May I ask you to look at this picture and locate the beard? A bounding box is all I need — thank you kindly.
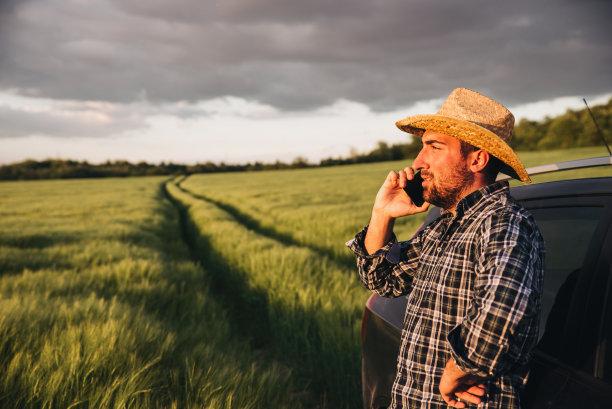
[422,162,474,210]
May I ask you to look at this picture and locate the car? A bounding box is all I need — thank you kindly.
[360,155,612,409]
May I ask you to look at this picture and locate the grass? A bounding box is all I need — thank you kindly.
[165,180,367,408]
[0,146,610,408]
[0,177,298,408]
[179,146,612,262]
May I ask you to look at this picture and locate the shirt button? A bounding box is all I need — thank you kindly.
[437,247,441,252]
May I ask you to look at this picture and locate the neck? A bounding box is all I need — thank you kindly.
[444,178,489,216]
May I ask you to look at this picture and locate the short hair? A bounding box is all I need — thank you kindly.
[459,140,503,184]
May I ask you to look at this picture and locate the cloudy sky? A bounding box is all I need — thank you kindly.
[1,0,611,165]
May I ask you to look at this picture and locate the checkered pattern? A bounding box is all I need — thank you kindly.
[347,182,545,408]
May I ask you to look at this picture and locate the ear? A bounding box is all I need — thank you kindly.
[467,150,489,173]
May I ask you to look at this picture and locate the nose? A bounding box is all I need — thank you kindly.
[412,148,426,171]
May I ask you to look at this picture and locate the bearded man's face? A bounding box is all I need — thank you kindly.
[413,131,475,211]
[421,161,474,210]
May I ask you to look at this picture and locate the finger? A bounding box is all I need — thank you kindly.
[385,170,399,187]
[441,392,466,409]
[398,169,407,188]
[404,166,415,180]
[448,398,466,409]
[466,384,486,396]
[455,391,483,405]
[416,202,430,211]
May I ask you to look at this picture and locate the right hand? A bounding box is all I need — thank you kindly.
[372,167,430,220]
[364,167,430,255]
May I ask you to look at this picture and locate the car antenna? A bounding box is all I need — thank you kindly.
[583,98,612,156]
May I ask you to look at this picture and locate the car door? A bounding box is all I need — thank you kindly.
[519,189,612,409]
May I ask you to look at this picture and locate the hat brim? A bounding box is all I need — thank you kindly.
[396,114,531,183]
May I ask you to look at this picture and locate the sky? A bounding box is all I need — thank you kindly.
[1,0,611,165]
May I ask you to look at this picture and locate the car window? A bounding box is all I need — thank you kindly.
[528,206,604,359]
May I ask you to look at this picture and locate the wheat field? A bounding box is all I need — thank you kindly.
[0,145,610,408]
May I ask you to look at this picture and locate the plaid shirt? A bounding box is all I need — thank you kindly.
[348,182,545,408]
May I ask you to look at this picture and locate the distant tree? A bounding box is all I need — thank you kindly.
[512,118,545,150]
[291,156,310,168]
[539,114,583,149]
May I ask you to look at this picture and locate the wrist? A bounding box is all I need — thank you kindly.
[443,357,468,384]
[364,211,396,255]
[369,210,395,234]
[371,206,395,223]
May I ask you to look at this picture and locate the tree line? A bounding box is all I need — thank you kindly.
[0,159,313,181]
[512,98,611,150]
[1,97,610,181]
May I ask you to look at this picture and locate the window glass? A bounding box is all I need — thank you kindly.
[528,206,603,358]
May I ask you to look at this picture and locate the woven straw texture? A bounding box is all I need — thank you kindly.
[396,88,530,183]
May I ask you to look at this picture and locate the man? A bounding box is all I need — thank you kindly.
[347,88,545,408]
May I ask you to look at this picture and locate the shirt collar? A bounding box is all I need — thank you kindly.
[441,181,510,219]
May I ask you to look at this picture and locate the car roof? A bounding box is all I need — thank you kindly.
[510,177,612,201]
[508,156,612,200]
[500,156,612,182]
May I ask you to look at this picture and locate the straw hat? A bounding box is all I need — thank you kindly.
[395,88,530,183]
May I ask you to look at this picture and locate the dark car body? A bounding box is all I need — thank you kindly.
[361,157,612,409]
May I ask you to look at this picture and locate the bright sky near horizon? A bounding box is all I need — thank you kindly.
[1,0,611,165]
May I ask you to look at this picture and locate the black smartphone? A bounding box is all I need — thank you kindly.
[403,171,425,206]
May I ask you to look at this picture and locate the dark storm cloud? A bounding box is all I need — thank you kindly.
[1,0,611,111]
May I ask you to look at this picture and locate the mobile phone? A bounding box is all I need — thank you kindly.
[403,171,425,206]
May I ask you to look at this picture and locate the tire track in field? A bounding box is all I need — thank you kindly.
[164,178,363,408]
[174,179,356,272]
[160,180,316,407]
[162,178,278,352]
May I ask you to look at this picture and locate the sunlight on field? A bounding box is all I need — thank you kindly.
[0,177,297,408]
[166,180,369,408]
[182,161,429,254]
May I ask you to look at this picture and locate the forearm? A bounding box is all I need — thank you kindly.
[364,210,395,255]
[447,213,544,377]
[347,226,418,298]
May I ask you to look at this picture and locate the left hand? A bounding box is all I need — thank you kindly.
[439,358,487,408]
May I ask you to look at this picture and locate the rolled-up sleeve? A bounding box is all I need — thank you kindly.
[447,211,544,378]
[346,225,422,298]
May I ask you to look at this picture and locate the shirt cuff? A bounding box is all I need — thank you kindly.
[345,225,400,264]
[446,325,493,378]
